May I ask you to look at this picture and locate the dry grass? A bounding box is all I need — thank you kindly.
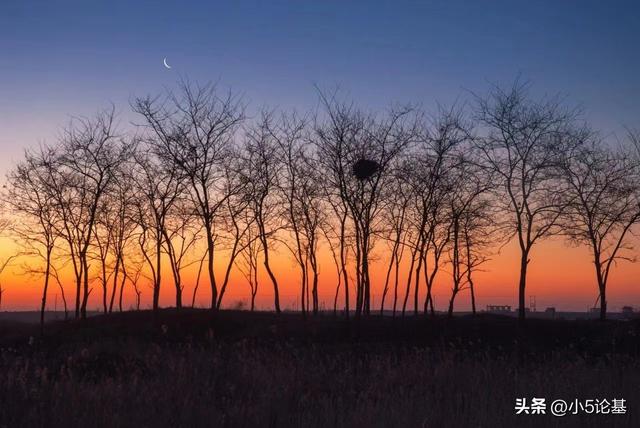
[0,310,637,427]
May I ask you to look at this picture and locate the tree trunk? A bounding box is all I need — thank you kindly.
[599,287,607,321]
[310,247,319,315]
[101,257,108,314]
[261,234,281,313]
[153,239,162,312]
[81,255,90,319]
[592,251,607,321]
[118,260,127,312]
[339,215,349,319]
[362,237,371,316]
[74,272,81,319]
[402,250,417,317]
[175,281,182,310]
[447,292,457,318]
[424,251,438,316]
[465,233,476,316]
[40,249,52,334]
[518,252,529,321]
[380,241,398,315]
[206,225,218,311]
[413,248,424,316]
[449,217,460,318]
[354,223,363,318]
[469,276,477,316]
[300,256,307,315]
[109,255,121,313]
[392,247,402,317]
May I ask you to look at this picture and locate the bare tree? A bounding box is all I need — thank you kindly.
[49,264,69,318]
[4,145,60,329]
[273,112,310,315]
[474,81,577,320]
[106,164,138,312]
[51,108,130,319]
[272,112,325,314]
[298,154,325,314]
[314,116,359,319]
[242,113,283,313]
[124,256,145,311]
[131,148,183,311]
[558,132,640,320]
[460,196,496,315]
[314,92,417,317]
[215,163,252,309]
[401,108,462,317]
[379,166,412,316]
[162,199,202,310]
[0,219,16,313]
[320,220,345,316]
[236,212,262,311]
[134,81,245,311]
[190,249,208,308]
[445,151,492,317]
[0,254,17,313]
[94,199,114,314]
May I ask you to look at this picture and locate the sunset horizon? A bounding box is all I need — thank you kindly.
[1,2,639,427]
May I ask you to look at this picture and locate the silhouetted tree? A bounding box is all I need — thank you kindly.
[132,148,183,311]
[106,164,138,313]
[0,219,16,313]
[272,112,325,314]
[216,163,253,309]
[558,131,640,320]
[460,194,497,316]
[243,113,283,313]
[474,81,577,321]
[163,199,202,310]
[54,108,130,319]
[6,77,639,320]
[134,81,245,311]
[236,212,262,311]
[401,108,462,316]
[5,145,62,329]
[445,150,492,317]
[314,92,417,317]
[93,201,113,314]
[379,164,412,316]
[49,264,69,318]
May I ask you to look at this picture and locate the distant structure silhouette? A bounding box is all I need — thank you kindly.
[352,158,381,180]
[486,305,511,314]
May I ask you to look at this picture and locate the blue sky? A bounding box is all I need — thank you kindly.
[1,0,638,169]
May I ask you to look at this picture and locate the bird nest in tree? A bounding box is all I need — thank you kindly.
[352,158,382,180]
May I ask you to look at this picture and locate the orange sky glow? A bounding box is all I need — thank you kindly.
[1,233,639,313]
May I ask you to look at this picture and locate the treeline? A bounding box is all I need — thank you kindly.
[3,79,640,327]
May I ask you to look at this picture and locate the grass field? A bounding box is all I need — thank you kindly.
[0,310,638,427]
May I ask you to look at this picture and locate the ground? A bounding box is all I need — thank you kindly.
[0,309,638,427]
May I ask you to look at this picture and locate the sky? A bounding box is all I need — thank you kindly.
[0,0,639,312]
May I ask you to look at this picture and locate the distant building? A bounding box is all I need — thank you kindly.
[486,305,511,314]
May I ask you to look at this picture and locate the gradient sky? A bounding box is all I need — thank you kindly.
[1,0,639,311]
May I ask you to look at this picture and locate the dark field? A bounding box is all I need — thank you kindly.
[0,310,638,427]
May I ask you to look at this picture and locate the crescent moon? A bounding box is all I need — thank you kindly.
[163,58,172,69]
